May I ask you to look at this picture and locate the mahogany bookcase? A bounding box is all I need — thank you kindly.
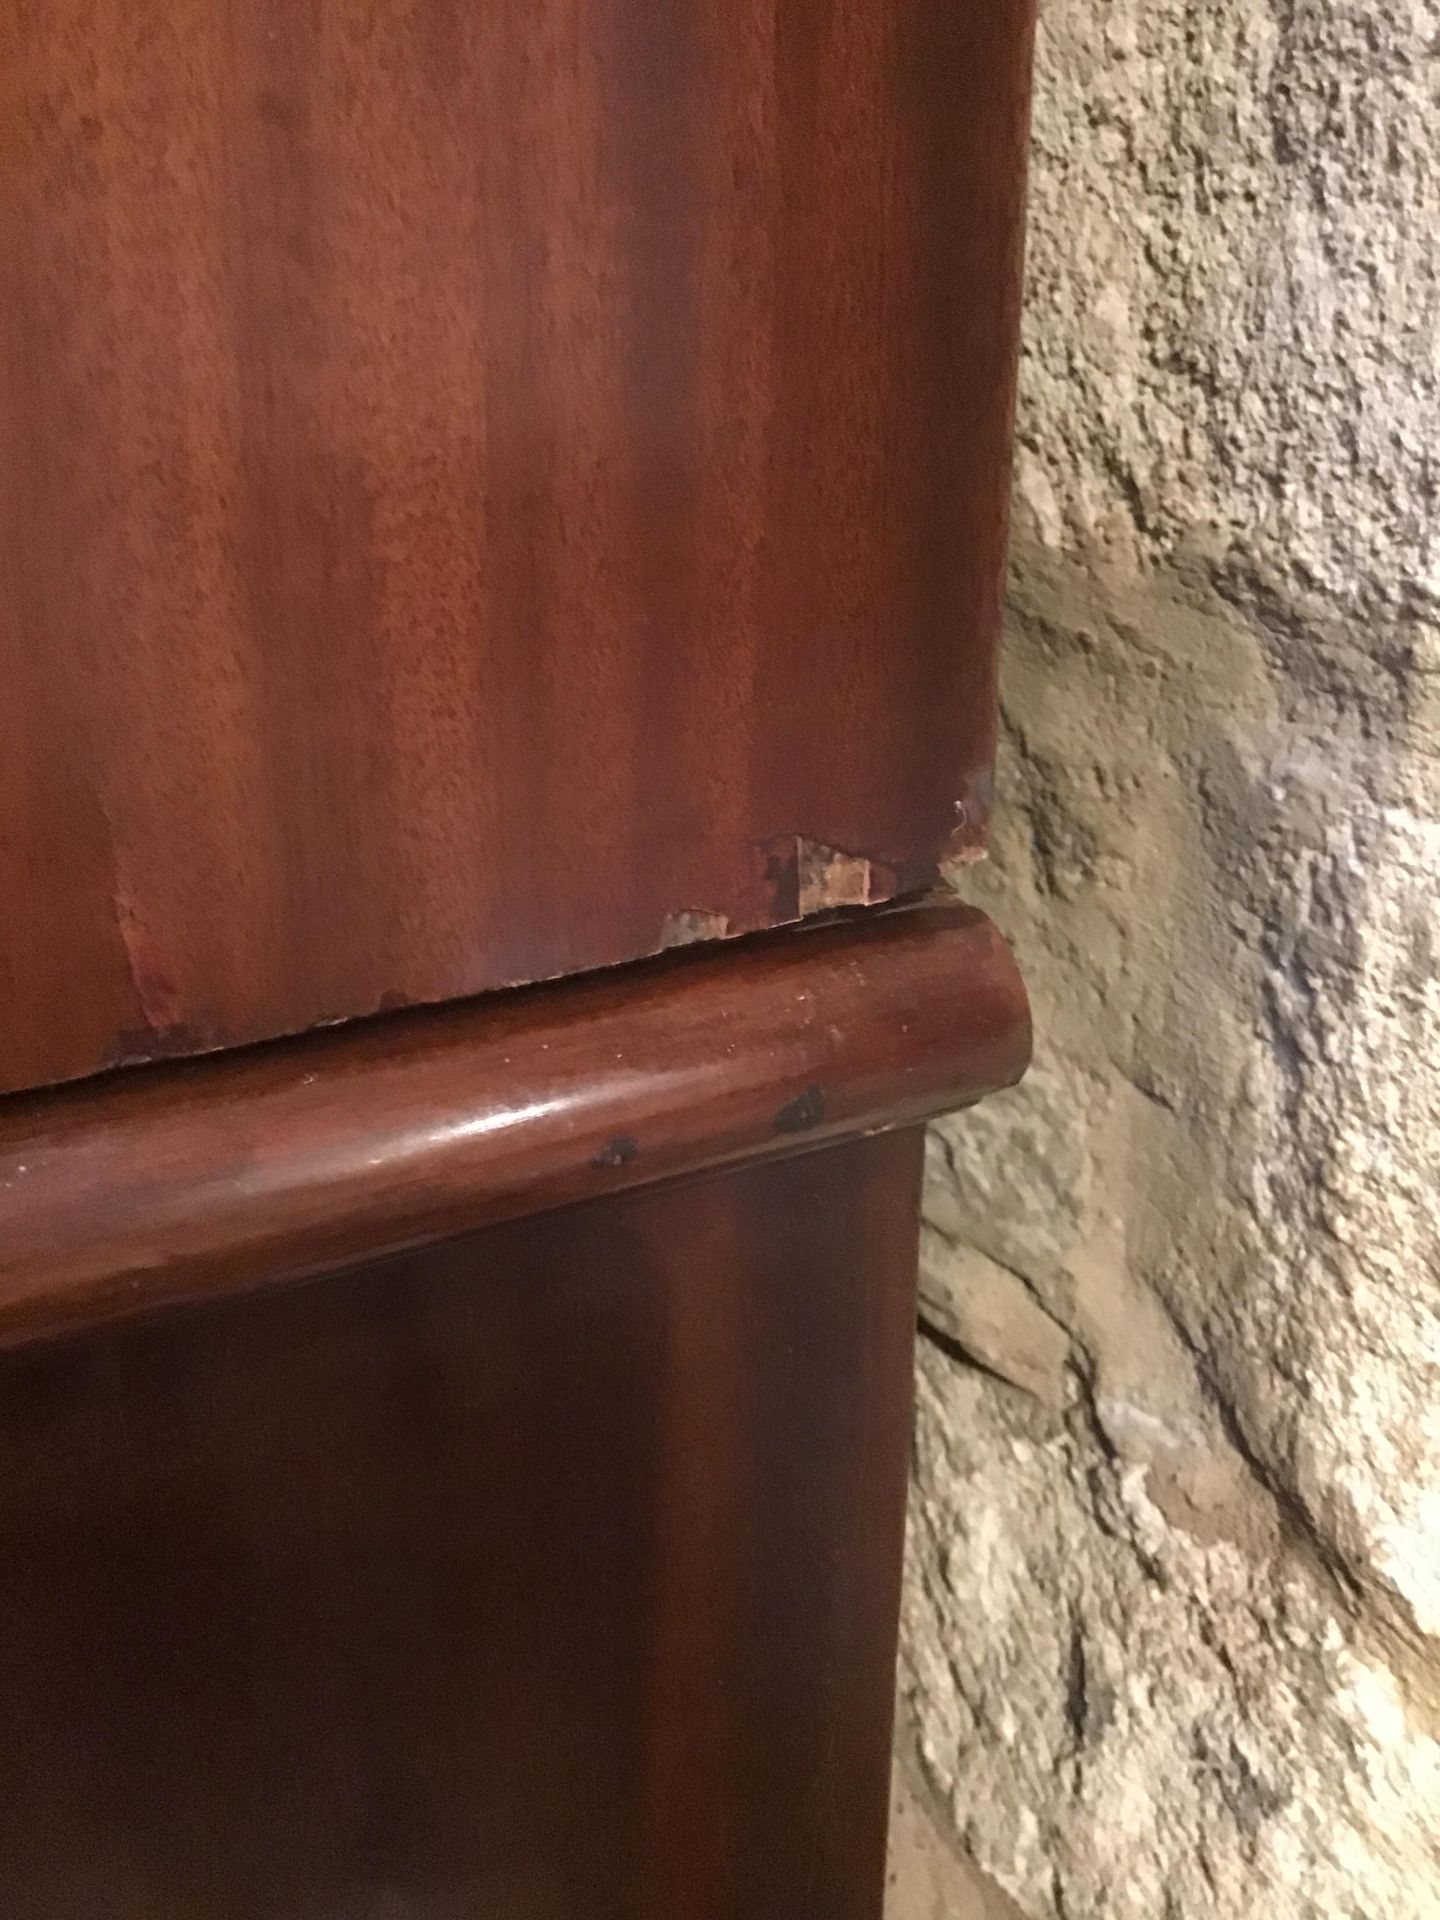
[0,6,1035,1914]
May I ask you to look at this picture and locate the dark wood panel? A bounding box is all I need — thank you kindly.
[0,1132,921,1920]
[0,0,1036,1094]
[0,899,1028,1353]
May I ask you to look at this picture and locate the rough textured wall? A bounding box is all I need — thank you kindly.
[897,2,1440,1915]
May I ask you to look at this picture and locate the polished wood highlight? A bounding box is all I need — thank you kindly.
[0,1134,922,1920]
[0,901,1027,1354]
[0,0,1037,1095]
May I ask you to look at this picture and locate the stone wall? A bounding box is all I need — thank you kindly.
[895,2,1440,1914]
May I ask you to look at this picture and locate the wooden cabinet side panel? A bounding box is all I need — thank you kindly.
[0,0,1036,1093]
[0,1132,921,1920]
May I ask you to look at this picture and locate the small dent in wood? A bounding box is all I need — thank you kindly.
[592,1135,641,1170]
[774,1086,826,1136]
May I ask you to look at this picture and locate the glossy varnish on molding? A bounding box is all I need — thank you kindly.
[0,902,1029,1353]
[0,0,1037,1094]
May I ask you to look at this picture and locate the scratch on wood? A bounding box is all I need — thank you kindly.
[112,886,184,1035]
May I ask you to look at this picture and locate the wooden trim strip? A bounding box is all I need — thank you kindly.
[0,902,1028,1352]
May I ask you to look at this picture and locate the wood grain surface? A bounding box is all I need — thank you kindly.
[0,1132,922,1920]
[0,899,1028,1353]
[0,0,1036,1094]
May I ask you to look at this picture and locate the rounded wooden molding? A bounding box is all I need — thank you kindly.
[0,901,1028,1352]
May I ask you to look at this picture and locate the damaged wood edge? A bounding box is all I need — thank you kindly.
[657,836,901,956]
[0,901,1030,1356]
[77,831,957,1086]
[658,817,990,960]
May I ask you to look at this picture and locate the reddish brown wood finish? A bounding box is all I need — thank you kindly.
[0,1133,921,1920]
[0,901,1027,1354]
[0,0,1037,1095]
